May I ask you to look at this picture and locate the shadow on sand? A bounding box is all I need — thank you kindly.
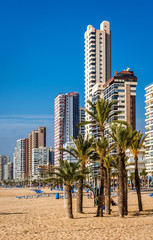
[0,212,26,215]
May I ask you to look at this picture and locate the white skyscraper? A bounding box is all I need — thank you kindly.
[145,83,153,175]
[13,139,26,180]
[84,21,111,137]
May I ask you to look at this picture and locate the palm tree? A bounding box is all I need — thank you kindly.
[108,124,135,217]
[111,171,117,190]
[93,137,114,217]
[140,169,147,187]
[130,172,135,190]
[60,134,94,213]
[104,155,113,214]
[78,99,122,137]
[129,130,147,212]
[44,159,88,218]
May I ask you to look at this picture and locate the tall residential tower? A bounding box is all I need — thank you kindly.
[145,83,153,175]
[84,21,111,137]
[54,92,79,166]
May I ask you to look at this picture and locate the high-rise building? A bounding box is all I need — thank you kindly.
[54,92,79,166]
[63,142,77,163]
[104,70,137,130]
[84,21,111,137]
[13,139,26,180]
[145,83,153,175]
[38,127,46,147]
[49,147,54,165]
[32,147,49,178]
[7,162,13,180]
[79,108,85,139]
[28,133,32,177]
[0,155,11,180]
[13,127,46,179]
[28,127,46,176]
[25,138,29,178]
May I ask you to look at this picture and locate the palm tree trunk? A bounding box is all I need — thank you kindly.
[131,179,133,190]
[124,169,128,215]
[117,175,119,208]
[134,155,143,211]
[143,175,145,187]
[118,150,124,217]
[67,186,73,218]
[76,178,83,213]
[113,175,115,190]
[105,168,111,214]
[96,160,104,217]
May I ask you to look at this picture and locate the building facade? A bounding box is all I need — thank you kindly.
[126,148,146,176]
[32,147,49,178]
[104,70,137,130]
[84,21,111,137]
[79,108,85,139]
[0,155,12,180]
[145,83,153,174]
[49,147,54,165]
[54,92,79,166]
[13,139,26,180]
[63,142,77,163]
[28,127,46,176]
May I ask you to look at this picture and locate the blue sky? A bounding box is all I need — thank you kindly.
[0,0,153,160]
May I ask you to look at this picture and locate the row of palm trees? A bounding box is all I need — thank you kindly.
[46,98,147,218]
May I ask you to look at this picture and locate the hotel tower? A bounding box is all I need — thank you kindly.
[84,21,111,137]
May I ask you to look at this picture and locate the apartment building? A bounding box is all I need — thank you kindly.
[32,147,49,178]
[13,139,26,180]
[79,107,85,139]
[84,21,111,137]
[28,127,46,176]
[145,83,153,174]
[0,155,12,180]
[104,70,137,130]
[54,92,79,166]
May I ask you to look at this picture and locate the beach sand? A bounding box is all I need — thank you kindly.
[0,188,153,240]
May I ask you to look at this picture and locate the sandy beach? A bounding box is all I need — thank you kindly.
[0,188,153,240]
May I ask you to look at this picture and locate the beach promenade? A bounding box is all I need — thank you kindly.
[0,188,153,240]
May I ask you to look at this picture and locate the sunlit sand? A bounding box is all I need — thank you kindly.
[0,188,153,240]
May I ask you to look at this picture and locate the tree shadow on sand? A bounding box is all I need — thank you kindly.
[0,212,26,215]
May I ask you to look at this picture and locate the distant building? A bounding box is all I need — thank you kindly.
[126,148,146,176]
[32,147,49,178]
[49,147,54,165]
[0,155,12,180]
[25,138,29,179]
[79,108,85,139]
[145,83,153,174]
[54,92,79,166]
[63,142,77,163]
[13,139,26,180]
[7,162,13,180]
[28,127,46,176]
[37,163,53,177]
